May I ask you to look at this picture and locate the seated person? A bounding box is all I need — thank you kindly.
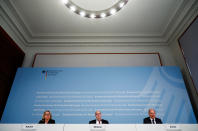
[143,108,162,124]
[38,110,55,124]
[89,110,109,124]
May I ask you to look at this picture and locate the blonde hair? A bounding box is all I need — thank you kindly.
[42,110,52,120]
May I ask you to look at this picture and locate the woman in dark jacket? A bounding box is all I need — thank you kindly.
[39,110,55,124]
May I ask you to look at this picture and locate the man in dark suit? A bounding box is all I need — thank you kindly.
[143,109,162,124]
[89,110,109,124]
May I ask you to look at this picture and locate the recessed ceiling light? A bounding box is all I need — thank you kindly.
[63,0,128,19]
[80,11,86,17]
[90,14,96,19]
[100,13,106,18]
[110,9,116,15]
[70,6,76,12]
[119,2,125,8]
[62,0,68,4]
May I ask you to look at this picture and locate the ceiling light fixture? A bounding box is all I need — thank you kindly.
[110,8,116,15]
[100,13,106,18]
[119,2,125,8]
[62,0,69,4]
[90,14,96,19]
[80,11,86,17]
[62,0,129,19]
[70,6,76,12]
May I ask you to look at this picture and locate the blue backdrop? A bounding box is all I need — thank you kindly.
[1,66,197,124]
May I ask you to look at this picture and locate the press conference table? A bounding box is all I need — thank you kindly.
[0,124,197,131]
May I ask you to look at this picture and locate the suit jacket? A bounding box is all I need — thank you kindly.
[38,119,55,124]
[89,119,109,124]
[143,117,162,124]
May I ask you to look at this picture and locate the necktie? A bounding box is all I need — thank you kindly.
[99,121,101,124]
[152,119,155,124]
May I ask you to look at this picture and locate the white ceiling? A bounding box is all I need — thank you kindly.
[0,0,198,46]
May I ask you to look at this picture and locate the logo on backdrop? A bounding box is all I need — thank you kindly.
[42,70,47,80]
[42,70,63,80]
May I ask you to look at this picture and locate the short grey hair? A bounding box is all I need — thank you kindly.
[148,108,155,113]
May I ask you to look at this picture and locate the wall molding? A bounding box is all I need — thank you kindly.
[32,52,162,67]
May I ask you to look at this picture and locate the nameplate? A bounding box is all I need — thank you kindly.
[22,124,36,130]
[166,125,181,131]
[90,125,106,130]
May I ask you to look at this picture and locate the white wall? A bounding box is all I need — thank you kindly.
[0,23,176,68]
[22,45,176,67]
[0,15,177,69]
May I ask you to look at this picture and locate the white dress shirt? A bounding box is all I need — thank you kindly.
[96,120,102,124]
[150,118,156,124]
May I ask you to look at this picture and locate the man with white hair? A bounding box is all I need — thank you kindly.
[89,110,109,124]
[143,108,162,124]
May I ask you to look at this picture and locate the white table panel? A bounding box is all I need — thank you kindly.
[0,124,197,131]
